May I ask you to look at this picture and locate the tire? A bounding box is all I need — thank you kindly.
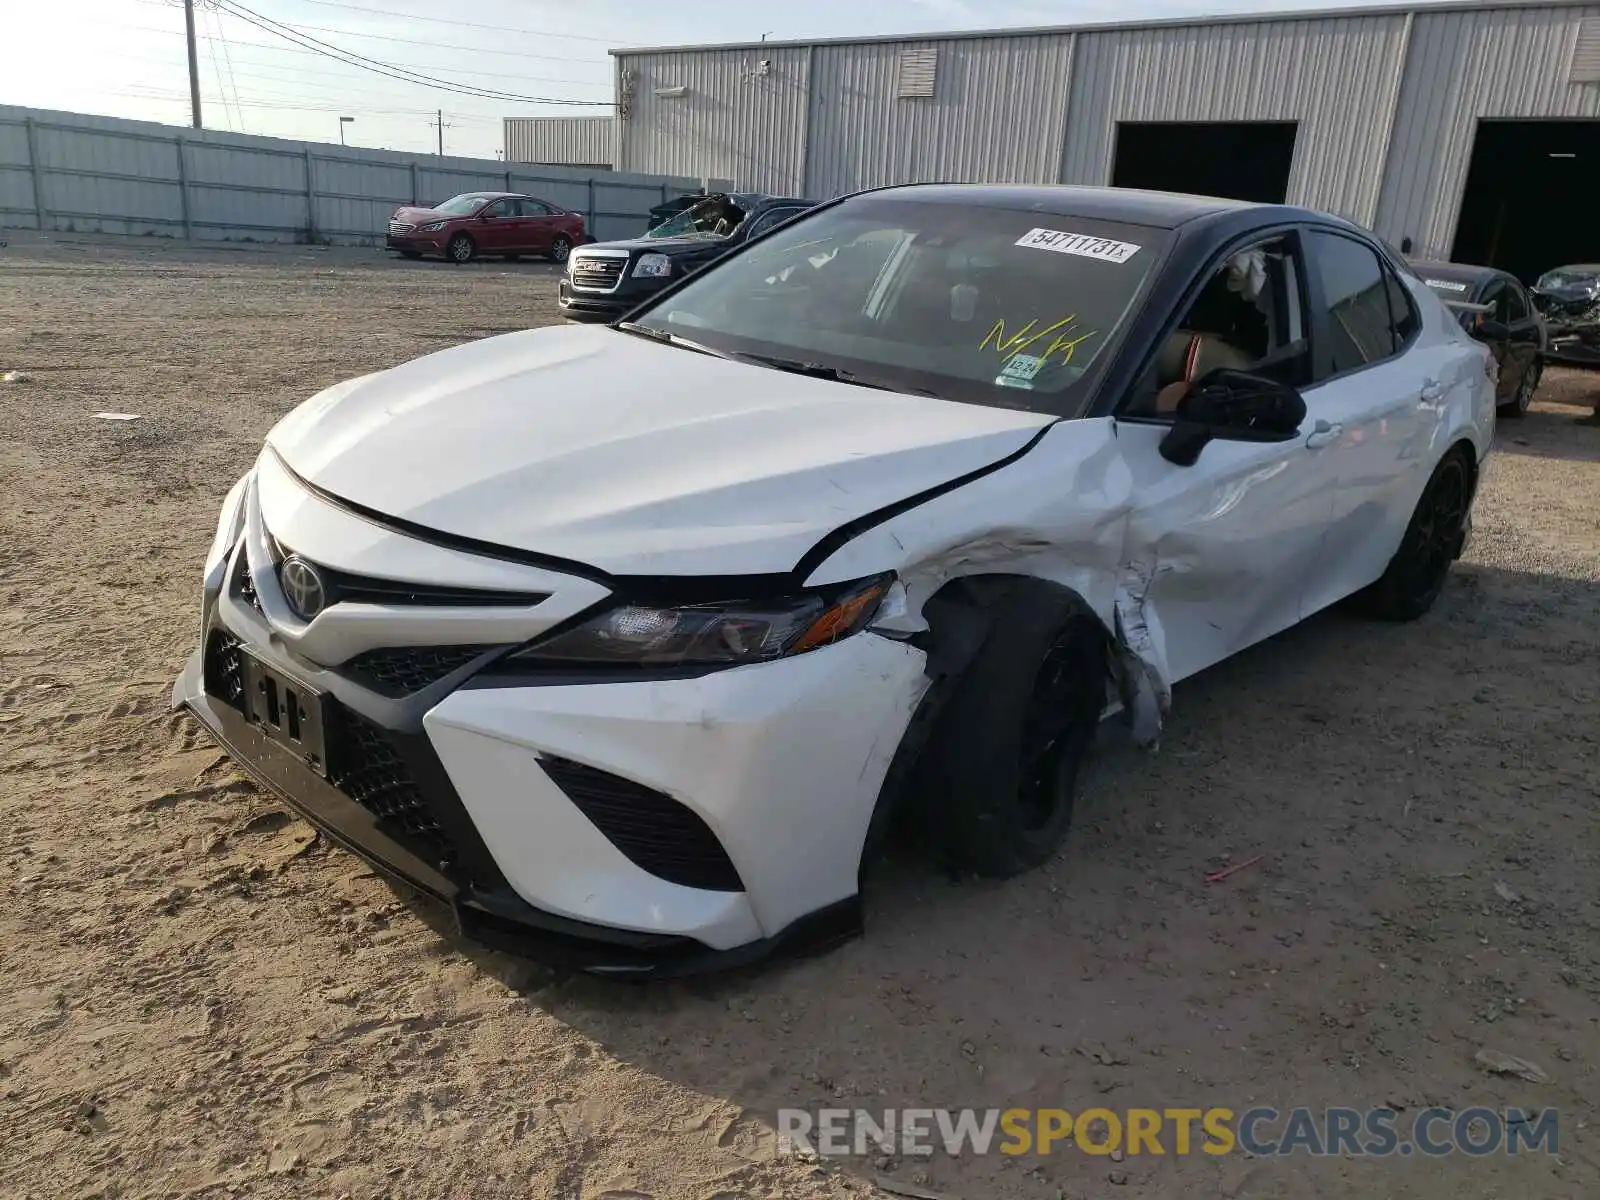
[918,584,1107,878]
[1352,449,1472,621]
[548,235,573,264]
[446,233,475,264]
[1497,359,1541,418]
[396,248,421,260]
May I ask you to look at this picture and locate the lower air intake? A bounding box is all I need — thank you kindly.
[538,756,744,893]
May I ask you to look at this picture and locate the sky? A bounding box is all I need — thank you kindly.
[5,0,1409,160]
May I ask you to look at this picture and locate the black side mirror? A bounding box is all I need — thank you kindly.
[1473,318,1511,341]
[1159,369,1308,467]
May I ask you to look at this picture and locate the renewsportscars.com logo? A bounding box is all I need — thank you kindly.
[777,1107,1559,1159]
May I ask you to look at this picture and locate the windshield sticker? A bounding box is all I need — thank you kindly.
[1425,278,1470,293]
[997,354,1045,388]
[979,315,1100,368]
[1015,228,1142,264]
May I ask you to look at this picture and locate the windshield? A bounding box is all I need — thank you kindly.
[630,196,1166,415]
[433,193,495,216]
[1536,266,1600,289]
[648,195,748,240]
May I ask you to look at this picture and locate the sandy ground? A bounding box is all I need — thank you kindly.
[1,232,1598,1200]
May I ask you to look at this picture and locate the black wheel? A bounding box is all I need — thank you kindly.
[1353,450,1472,621]
[548,235,573,264]
[1497,359,1541,418]
[396,248,421,260]
[919,584,1107,877]
[446,233,475,264]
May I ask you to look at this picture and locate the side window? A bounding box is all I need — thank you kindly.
[1501,281,1529,322]
[519,199,552,217]
[1383,266,1420,346]
[748,207,802,238]
[479,199,511,219]
[1478,281,1506,326]
[1305,231,1396,377]
[1125,234,1309,417]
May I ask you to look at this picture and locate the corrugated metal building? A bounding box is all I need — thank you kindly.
[503,114,614,170]
[596,0,1600,276]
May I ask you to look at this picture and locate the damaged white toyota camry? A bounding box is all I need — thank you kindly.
[174,184,1495,975]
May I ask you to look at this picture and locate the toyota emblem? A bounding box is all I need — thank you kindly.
[278,555,329,621]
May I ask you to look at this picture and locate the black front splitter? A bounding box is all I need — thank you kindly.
[169,653,861,979]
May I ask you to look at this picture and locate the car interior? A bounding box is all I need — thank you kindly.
[1129,236,1308,416]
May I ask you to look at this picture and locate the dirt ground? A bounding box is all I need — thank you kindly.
[1,231,1598,1200]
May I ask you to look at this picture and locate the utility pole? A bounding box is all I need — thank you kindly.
[183,0,202,128]
[435,108,444,156]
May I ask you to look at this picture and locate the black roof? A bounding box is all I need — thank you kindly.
[861,183,1320,230]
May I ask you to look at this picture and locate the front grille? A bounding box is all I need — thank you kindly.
[234,555,265,614]
[388,220,414,234]
[571,257,625,292]
[203,630,246,710]
[272,550,548,610]
[539,755,743,892]
[341,645,497,697]
[332,707,460,871]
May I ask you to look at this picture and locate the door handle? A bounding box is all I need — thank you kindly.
[1304,419,1343,450]
[1420,379,1444,403]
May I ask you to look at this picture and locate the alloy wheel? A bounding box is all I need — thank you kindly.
[1404,458,1467,609]
[1015,635,1094,833]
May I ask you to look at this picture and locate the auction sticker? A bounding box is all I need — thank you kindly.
[1424,278,1469,293]
[1015,228,1142,264]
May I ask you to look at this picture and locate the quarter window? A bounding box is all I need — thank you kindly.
[1306,231,1396,376]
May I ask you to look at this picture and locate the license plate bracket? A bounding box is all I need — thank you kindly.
[237,647,330,777]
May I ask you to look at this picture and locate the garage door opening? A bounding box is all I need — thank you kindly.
[1111,121,1298,204]
[1450,119,1600,283]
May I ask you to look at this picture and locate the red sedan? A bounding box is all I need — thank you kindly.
[386,192,590,264]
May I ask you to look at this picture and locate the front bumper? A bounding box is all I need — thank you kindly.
[173,477,929,974]
[1543,328,1600,366]
[557,275,665,322]
[386,233,445,254]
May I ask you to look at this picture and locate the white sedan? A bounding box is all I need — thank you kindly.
[173,184,1495,975]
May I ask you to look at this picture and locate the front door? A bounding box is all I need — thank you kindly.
[474,198,516,252]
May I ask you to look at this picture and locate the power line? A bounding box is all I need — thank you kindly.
[212,4,248,129]
[130,1,613,67]
[211,0,614,105]
[282,0,631,45]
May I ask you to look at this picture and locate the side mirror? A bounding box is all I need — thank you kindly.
[1159,369,1307,467]
[1473,318,1511,341]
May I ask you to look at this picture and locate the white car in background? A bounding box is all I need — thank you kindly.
[174,184,1495,976]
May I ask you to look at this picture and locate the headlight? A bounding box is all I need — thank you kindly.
[508,574,892,667]
[419,221,446,232]
[633,253,673,278]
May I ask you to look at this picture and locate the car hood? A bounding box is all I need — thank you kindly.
[265,325,1052,578]
[578,232,731,256]
[392,205,456,224]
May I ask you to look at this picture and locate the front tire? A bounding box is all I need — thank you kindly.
[919,584,1107,878]
[446,233,475,264]
[1498,359,1541,418]
[548,235,573,264]
[1353,449,1472,621]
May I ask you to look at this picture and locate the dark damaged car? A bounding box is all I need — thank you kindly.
[1530,264,1600,366]
[558,192,814,323]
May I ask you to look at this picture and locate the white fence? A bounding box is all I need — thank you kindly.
[0,105,719,245]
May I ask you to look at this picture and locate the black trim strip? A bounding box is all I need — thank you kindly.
[790,423,1055,582]
[268,447,616,586]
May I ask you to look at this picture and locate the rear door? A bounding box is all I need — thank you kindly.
[1294,228,1431,617]
[516,198,557,252]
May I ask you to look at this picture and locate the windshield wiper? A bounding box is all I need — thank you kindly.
[615,321,739,361]
[731,353,940,395]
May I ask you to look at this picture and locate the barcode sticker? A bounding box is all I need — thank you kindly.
[1015,228,1142,264]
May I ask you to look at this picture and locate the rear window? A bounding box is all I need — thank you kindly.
[632,196,1168,416]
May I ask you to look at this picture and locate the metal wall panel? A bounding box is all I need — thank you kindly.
[1373,4,1600,256]
[805,33,1076,197]
[0,104,711,244]
[1061,14,1410,225]
[504,116,614,167]
[615,46,811,193]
